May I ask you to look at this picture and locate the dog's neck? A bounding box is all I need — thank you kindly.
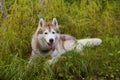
[40,49,50,53]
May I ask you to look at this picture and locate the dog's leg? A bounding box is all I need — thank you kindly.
[47,55,61,65]
[28,51,40,65]
[27,51,37,67]
[47,50,61,65]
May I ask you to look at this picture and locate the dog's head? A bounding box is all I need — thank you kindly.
[36,18,60,51]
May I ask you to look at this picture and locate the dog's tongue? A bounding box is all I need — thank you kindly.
[48,44,55,51]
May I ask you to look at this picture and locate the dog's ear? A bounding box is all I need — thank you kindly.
[39,18,44,27]
[52,18,58,28]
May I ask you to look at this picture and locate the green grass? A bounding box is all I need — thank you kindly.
[0,0,120,80]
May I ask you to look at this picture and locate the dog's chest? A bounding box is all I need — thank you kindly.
[55,40,66,54]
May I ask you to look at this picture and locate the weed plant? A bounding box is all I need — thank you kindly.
[0,0,120,80]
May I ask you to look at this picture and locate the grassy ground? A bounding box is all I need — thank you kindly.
[0,0,120,80]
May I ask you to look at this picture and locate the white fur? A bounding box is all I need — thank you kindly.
[77,38,102,46]
[42,29,57,43]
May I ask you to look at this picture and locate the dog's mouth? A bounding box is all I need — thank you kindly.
[47,43,55,51]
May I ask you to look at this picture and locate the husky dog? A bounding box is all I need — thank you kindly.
[30,18,102,64]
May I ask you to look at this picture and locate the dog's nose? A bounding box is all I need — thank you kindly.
[49,39,54,43]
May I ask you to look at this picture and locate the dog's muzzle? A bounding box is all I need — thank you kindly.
[47,38,55,51]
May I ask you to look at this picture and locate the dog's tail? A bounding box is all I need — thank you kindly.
[77,38,102,47]
[75,38,102,52]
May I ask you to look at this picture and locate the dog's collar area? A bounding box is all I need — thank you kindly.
[40,49,51,53]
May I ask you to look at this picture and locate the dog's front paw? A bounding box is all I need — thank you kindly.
[47,60,53,65]
[47,57,59,65]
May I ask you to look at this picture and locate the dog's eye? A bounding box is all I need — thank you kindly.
[44,32,48,35]
[52,32,55,34]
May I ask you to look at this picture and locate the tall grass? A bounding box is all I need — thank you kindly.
[0,0,120,80]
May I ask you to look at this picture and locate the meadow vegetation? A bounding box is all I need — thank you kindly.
[0,0,120,80]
